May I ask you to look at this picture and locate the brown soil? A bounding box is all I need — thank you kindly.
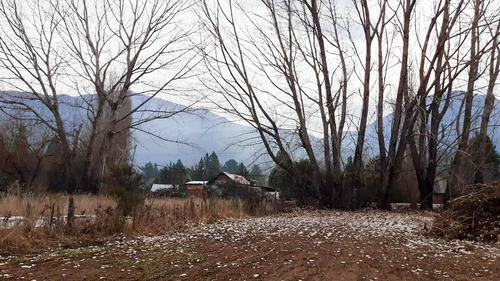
[1,210,499,280]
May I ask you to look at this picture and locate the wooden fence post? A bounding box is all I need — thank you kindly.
[67,196,75,228]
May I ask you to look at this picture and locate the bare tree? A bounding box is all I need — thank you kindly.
[300,0,351,206]
[54,0,197,190]
[349,0,379,207]
[475,5,500,183]
[407,0,467,210]
[347,0,394,207]
[200,0,307,204]
[325,1,350,206]
[0,0,198,192]
[200,0,356,206]
[447,0,498,196]
[378,0,479,209]
[0,0,77,189]
[375,0,393,187]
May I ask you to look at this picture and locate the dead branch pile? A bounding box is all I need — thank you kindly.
[431,181,500,242]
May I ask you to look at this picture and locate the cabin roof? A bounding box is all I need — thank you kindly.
[151,184,174,191]
[186,181,207,185]
[208,172,251,185]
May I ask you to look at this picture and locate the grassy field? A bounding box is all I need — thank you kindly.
[0,194,115,217]
[0,193,279,254]
[1,210,499,280]
[3,194,498,280]
[0,194,268,218]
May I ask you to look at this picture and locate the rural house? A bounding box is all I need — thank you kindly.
[206,172,278,199]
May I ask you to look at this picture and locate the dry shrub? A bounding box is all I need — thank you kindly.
[0,202,46,254]
[76,206,125,235]
[431,181,500,242]
[0,228,45,255]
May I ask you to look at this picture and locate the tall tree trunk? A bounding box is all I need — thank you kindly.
[412,0,451,210]
[449,0,481,195]
[352,1,373,208]
[309,0,336,207]
[375,4,389,202]
[382,0,415,210]
[327,1,349,207]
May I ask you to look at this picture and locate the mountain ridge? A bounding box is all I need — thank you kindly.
[1,92,499,168]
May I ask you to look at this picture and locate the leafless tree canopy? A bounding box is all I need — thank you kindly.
[1,0,499,208]
[0,0,197,192]
[199,0,500,209]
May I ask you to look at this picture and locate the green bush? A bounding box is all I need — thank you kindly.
[103,164,145,216]
[170,191,189,198]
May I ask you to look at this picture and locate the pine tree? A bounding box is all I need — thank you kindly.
[345,156,354,174]
[143,162,159,183]
[250,165,262,177]
[248,164,264,185]
[236,162,249,177]
[189,158,206,180]
[222,159,239,174]
[205,152,221,180]
[158,159,190,187]
[269,166,292,199]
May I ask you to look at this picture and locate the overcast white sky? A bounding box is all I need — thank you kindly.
[0,0,498,137]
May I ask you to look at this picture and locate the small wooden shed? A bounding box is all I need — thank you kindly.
[185,181,207,197]
[432,180,447,205]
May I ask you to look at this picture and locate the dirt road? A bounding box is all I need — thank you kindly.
[1,210,499,280]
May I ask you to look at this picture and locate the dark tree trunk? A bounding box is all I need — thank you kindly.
[352,0,374,208]
[382,0,415,210]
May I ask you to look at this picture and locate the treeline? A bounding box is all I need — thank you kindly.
[269,138,500,205]
[142,152,264,188]
[0,100,132,194]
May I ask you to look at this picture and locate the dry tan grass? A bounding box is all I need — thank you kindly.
[0,193,279,254]
[0,194,275,217]
[0,194,115,217]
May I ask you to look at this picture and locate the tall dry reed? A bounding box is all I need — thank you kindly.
[0,193,279,254]
[0,194,115,217]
